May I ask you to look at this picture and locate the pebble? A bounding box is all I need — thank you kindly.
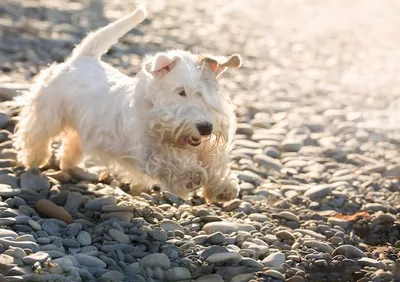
[253,154,283,171]
[264,269,285,280]
[357,257,387,270]
[303,240,334,254]
[303,184,333,199]
[262,252,285,269]
[85,196,117,211]
[64,192,83,212]
[35,199,72,224]
[109,229,130,244]
[139,253,171,269]
[0,229,18,239]
[101,270,125,281]
[164,267,191,281]
[203,222,255,234]
[0,218,16,225]
[277,211,300,223]
[194,274,224,282]
[22,252,49,264]
[332,245,367,258]
[0,238,39,252]
[20,170,50,192]
[0,185,20,197]
[74,253,107,268]
[160,219,185,233]
[206,252,242,264]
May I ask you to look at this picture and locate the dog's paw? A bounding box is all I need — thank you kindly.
[185,167,208,191]
[204,174,240,203]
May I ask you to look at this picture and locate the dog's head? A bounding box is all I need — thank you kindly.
[141,50,242,150]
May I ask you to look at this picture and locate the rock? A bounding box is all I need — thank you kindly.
[139,253,171,269]
[203,222,255,234]
[264,269,285,280]
[74,253,106,268]
[164,267,191,281]
[64,192,83,212]
[160,220,184,233]
[0,185,20,197]
[357,257,387,270]
[222,199,242,212]
[206,252,242,264]
[241,241,269,256]
[382,164,400,178]
[20,170,50,192]
[303,240,334,254]
[69,167,99,182]
[200,246,229,260]
[77,231,92,246]
[0,113,9,128]
[281,139,303,152]
[0,229,18,239]
[109,229,130,244]
[103,211,133,222]
[248,213,269,222]
[22,252,49,265]
[0,238,39,252]
[85,196,117,211]
[262,252,285,269]
[194,274,224,282]
[0,218,16,225]
[332,245,367,258]
[207,232,225,245]
[0,254,16,275]
[253,154,283,171]
[303,184,334,200]
[101,270,125,281]
[35,199,73,224]
[241,257,264,268]
[277,211,300,223]
[28,220,41,231]
[230,274,256,282]
[150,230,167,242]
[41,221,61,235]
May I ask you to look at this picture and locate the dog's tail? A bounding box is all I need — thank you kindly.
[69,6,147,60]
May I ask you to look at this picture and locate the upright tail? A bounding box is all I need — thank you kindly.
[70,6,147,60]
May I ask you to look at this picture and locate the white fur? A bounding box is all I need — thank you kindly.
[14,6,241,202]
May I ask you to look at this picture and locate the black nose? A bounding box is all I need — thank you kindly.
[196,122,213,136]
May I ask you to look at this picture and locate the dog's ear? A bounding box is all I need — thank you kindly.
[145,54,180,77]
[198,54,242,78]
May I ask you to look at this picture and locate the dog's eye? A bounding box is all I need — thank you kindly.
[178,89,187,97]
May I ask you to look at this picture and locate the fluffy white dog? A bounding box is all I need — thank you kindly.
[14,6,242,202]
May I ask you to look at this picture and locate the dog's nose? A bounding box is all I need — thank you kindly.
[196,122,213,136]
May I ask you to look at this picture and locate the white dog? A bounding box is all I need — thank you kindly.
[14,6,242,202]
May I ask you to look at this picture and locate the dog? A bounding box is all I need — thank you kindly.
[14,6,242,203]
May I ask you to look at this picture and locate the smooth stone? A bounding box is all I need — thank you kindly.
[295,229,326,240]
[101,270,125,281]
[203,222,255,234]
[332,245,367,258]
[327,217,349,229]
[241,257,264,268]
[139,253,171,269]
[264,269,285,280]
[0,185,20,197]
[109,229,130,244]
[303,240,334,254]
[207,232,225,245]
[62,238,80,248]
[241,241,269,256]
[206,252,242,264]
[77,231,92,246]
[0,238,39,252]
[200,246,229,260]
[150,230,167,242]
[303,184,334,200]
[20,171,50,192]
[262,252,285,269]
[160,220,184,233]
[277,211,300,222]
[28,220,42,231]
[281,139,303,152]
[85,196,117,211]
[382,164,400,178]
[41,221,61,235]
[194,274,224,282]
[222,199,243,212]
[164,267,191,281]
[0,254,16,274]
[4,248,26,260]
[248,213,269,222]
[253,154,283,171]
[74,253,106,268]
[22,252,49,265]
[35,199,72,224]
[103,211,133,222]
[357,257,387,270]
[0,218,16,225]
[69,167,99,182]
[0,228,17,239]
[64,192,83,212]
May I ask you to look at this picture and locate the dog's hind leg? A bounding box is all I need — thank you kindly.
[15,68,63,169]
[59,128,83,171]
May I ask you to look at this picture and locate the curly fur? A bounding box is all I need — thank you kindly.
[14,6,242,202]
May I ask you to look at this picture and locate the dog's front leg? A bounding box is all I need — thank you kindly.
[140,148,208,199]
[199,145,240,203]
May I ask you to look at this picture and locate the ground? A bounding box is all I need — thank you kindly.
[0,0,400,281]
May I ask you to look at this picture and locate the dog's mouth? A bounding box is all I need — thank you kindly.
[178,136,203,147]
